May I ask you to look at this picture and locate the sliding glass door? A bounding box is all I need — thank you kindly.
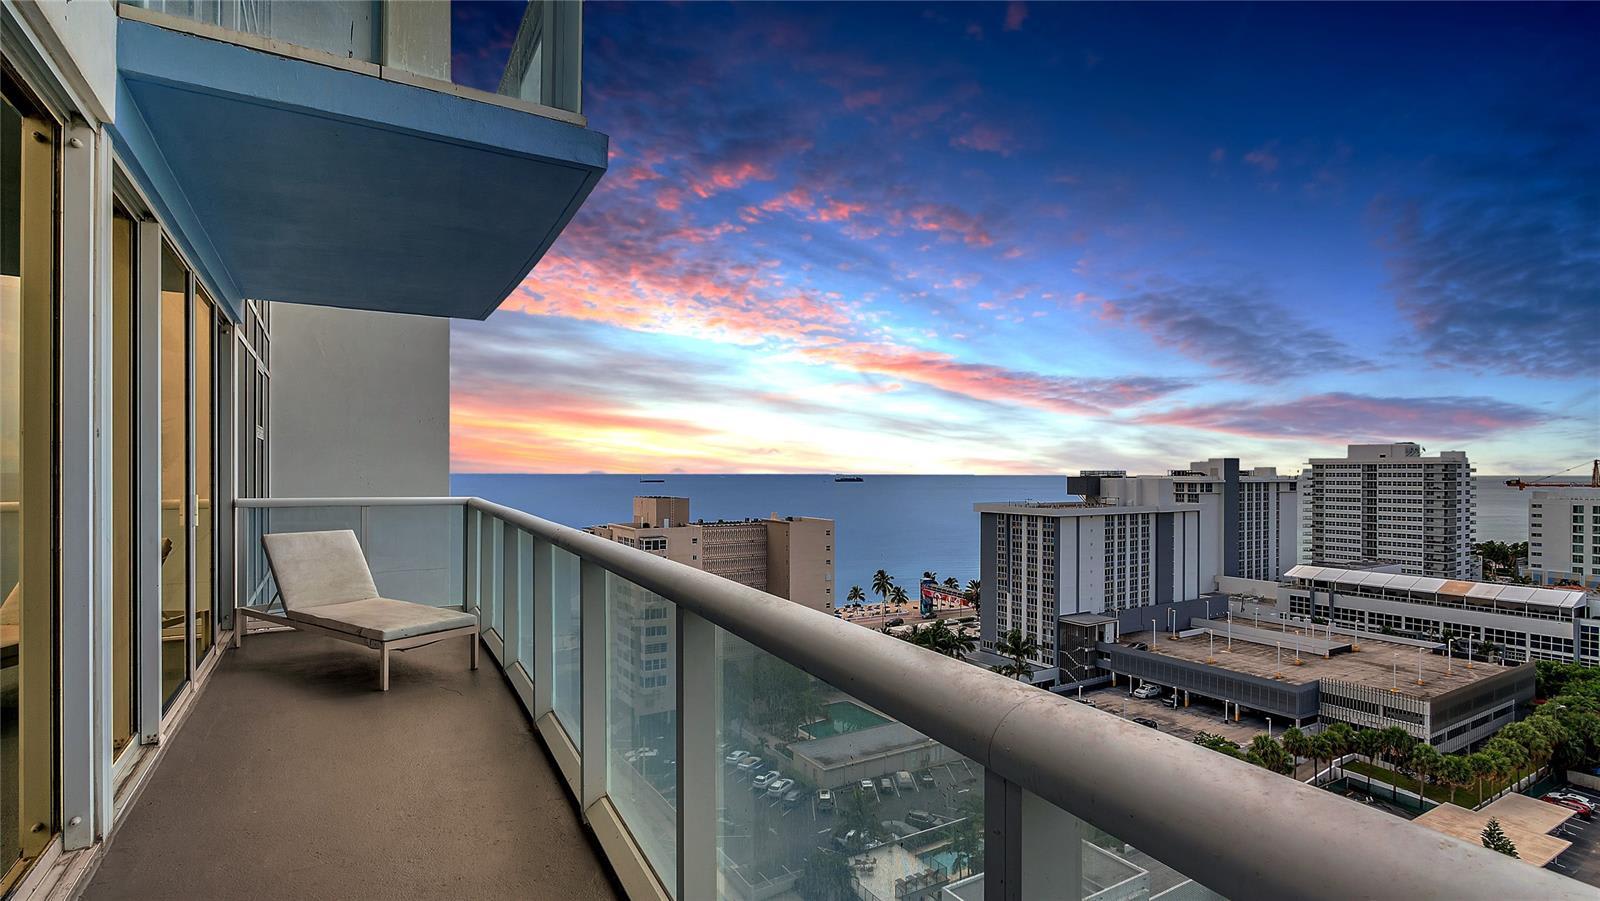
[158,245,190,708]
[1,73,59,892]
[112,205,138,758]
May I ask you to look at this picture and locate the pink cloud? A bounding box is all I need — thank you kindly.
[1135,392,1545,441]
[1004,2,1029,31]
[901,203,995,246]
[1244,142,1280,173]
[951,123,1015,156]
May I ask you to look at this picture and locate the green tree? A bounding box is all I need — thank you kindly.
[1247,734,1293,775]
[1308,734,1334,784]
[923,571,938,582]
[1437,754,1473,805]
[1280,727,1311,773]
[796,850,856,901]
[1468,752,1496,804]
[846,585,865,608]
[994,628,1038,681]
[837,787,881,846]
[890,584,910,606]
[1355,728,1386,775]
[964,579,981,603]
[943,576,960,590]
[871,570,894,605]
[1410,744,1443,799]
[1322,722,1355,779]
[1480,818,1519,858]
[947,793,984,877]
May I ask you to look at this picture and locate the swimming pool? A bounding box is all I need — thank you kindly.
[799,700,892,739]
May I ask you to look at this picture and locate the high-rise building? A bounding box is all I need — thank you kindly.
[587,496,837,613]
[1093,458,1299,586]
[974,496,1203,678]
[1302,443,1476,578]
[1530,488,1600,589]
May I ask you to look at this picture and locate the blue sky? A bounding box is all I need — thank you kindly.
[450,1,1598,475]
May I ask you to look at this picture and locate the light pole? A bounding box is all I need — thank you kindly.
[1267,716,1274,739]
[1227,613,1232,651]
[1416,645,1424,686]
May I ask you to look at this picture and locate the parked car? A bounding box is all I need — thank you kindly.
[1132,684,1162,699]
[859,779,875,794]
[886,618,904,627]
[1548,791,1595,809]
[783,788,804,808]
[1163,695,1180,708]
[918,771,936,788]
[879,776,895,793]
[1545,796,1594,818]
[1133,717,1160,729]
[906,809,938,829]
[767,778,795,798]
[724,749,749,764]
[737,756,764,775]
[753,770,781,791]
[817,789,835,811]
[896,771,915,791]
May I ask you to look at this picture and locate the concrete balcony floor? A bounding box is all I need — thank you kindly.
[84,630,619,900]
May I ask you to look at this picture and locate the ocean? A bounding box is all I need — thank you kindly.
[450,473,1533,607]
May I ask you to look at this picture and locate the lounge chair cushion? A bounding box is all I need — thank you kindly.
[286,597,477,642]
[263,530,380,610]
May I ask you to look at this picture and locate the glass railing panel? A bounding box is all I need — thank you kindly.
[460,0,583,114]
[550,545,582,745]
[125,0,384,64]
[714,630,984,901]
[363,504,464,607]
[488,517,505,638]
[606,572,678,893]
[513,530,534,668]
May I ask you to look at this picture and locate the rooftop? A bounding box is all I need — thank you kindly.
[1120,625,1519,698]
[1413,795,1573,868]
[1286,564,1589,610]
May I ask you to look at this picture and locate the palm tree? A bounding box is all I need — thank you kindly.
[942,576,960,591]
[923,570,938,583]
[964,579,981,602]
[871,570,894,605]
[846,585,865,608]
[1280,727,1311,775]
[1469,752,1496,804]
[1438,754,1473,805]
[890,584,910,607]
[994,628,1038,681]
[1248,734,1292,775]
[1410,744,1442,801]
[1322,722,1355,780]
[918,620,976,658]
[1309,734,1334,785]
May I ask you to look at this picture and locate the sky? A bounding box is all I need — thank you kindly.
[449,1,1598,476]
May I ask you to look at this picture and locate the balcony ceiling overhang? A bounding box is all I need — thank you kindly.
[112,19,607,320]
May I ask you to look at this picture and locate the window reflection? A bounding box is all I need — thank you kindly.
[160,244,190,707]
[1,79,59,890]
[112,206,136,757]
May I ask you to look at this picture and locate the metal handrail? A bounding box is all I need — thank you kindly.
[237,496,1581,899]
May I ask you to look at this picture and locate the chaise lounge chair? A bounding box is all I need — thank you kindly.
[238,529,478,690]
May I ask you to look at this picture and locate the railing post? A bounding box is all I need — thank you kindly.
[580,559,609,816]
[531,537,555,719]
[985,771,1022,901]
[465,506,481,616]
[676,609,717,899]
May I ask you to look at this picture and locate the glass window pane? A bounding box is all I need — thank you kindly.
[111,206,137,757]
[193,289,214,659]
[2,82,59,887]
[715,632,984,901]
[159,243,189,706]
[607,574,677,891]
[550,546,581,745]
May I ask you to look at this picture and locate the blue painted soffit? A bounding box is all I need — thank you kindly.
[111,19,608,321]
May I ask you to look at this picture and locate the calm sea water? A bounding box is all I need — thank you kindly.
[450,473,1067,602]
[449,473,1534,606]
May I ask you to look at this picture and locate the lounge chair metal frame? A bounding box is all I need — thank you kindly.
[238,530,479,690]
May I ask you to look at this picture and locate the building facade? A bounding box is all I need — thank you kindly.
[1302,443,1476,578]
[0,2,601,894]
[975,500,1203,677]
[1093,458,1299,587]
[1282,564,1592,665]
[1529,488,1600,589]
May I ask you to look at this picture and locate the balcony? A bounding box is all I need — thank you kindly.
[81,496,1583,900]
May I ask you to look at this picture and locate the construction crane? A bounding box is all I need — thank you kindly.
[1505,459,1600,490]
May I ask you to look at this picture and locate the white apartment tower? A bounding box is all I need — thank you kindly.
[1303,443,1476,578]
[1529,488,1600,589]
[1094,458,1299,586]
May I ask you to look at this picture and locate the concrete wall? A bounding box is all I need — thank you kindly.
[11,0,118,122]
[269,303,448,497]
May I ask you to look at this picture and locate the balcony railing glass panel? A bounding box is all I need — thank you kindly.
[606,573,678,892]
[715,631,984,901]
[551,545,583,745]
[125,0,384,64]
